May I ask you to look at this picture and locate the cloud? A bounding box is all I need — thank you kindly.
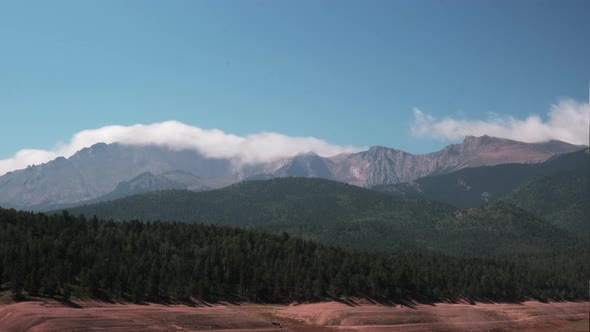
[0,121,361,175]
[411,99,590,145]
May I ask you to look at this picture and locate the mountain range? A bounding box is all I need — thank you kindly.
[0,135,583,210]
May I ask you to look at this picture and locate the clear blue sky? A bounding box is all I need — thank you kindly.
[1,0,588,158]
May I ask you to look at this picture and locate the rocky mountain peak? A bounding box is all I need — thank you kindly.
[293,151,321,158]
[0,136,584,209]
[70,142,110,159]
[460,135,504,148]
[366,145,406,157]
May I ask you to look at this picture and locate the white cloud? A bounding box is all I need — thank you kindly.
[411,99,590,145]
[0,121,361,175]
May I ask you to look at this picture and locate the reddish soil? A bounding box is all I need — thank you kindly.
[276,301,589,332]
[0,301,281,332]
[0,300,587,332]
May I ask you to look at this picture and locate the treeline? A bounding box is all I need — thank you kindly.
[0,208,587,303]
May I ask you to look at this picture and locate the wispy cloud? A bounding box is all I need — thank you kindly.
[411,99,589,145]
[0,122,360,175]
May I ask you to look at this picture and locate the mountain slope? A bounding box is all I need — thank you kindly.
[501,171,589,237]
[66,177,452,227]
[432,202,577,256]
[374,148,589,208]
[90,172,188,202]
[36,170,217,212]
[272,153,335,179]
[158,170,215,191]
[65,177,578,256]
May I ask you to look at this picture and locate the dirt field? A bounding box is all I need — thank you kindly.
[274,301,589,332]
[0,300,587,331]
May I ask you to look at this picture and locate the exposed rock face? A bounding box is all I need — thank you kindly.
[372,148,589,208]
[320,135,585,186]
[0,136,584,209]
[0,143,236,209]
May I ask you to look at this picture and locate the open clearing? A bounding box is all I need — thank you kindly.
[0,300,587,331]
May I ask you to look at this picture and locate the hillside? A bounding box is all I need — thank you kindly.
[65,177,578,256]
[431,202,579,256]
[502,171,589,237]
[374,148,589,208]
[0,208,587,304]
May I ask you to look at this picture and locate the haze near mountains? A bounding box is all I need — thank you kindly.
[0,135,583,210]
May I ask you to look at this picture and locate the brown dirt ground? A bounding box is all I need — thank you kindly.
[275,301,589,332]
[0,300,587,332]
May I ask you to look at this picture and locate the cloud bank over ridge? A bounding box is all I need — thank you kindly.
[412,99,589,146]
[0,122,361,175]
[1,99,588,176]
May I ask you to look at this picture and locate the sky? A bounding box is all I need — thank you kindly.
[0,0,589,173]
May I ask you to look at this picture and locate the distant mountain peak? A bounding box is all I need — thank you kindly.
[132,171,157,179]
[71,142,110,159]
[293,151,320,158]
[460,135,508,146]
[0,136,583,209]
[91,142,108,148]
[368,145,396,151]
[160,169,201,178]
[366,145,405,155]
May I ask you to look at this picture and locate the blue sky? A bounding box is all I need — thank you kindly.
[0,0,589,161]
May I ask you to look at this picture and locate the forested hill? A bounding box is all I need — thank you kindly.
[431,202,580,256]
[0,207,587,303]
[64,177,579,256]
[501,171,589,237]
[66,177,452,226]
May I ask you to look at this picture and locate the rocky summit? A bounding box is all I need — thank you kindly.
[0,136,584,209]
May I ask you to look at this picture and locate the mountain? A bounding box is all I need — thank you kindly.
[97,170,214,202]
[0,136,583,209]
[64,177,578,256]
[255,136,584,186]
[374,148,589,208]
[272,153,335,179]
[0,144,236,209]
[32,170,216,211]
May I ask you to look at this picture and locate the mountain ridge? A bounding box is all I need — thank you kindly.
[0,135,584,209]
[373,148,588,208]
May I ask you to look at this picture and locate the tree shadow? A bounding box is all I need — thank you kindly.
[55,298,83,308]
